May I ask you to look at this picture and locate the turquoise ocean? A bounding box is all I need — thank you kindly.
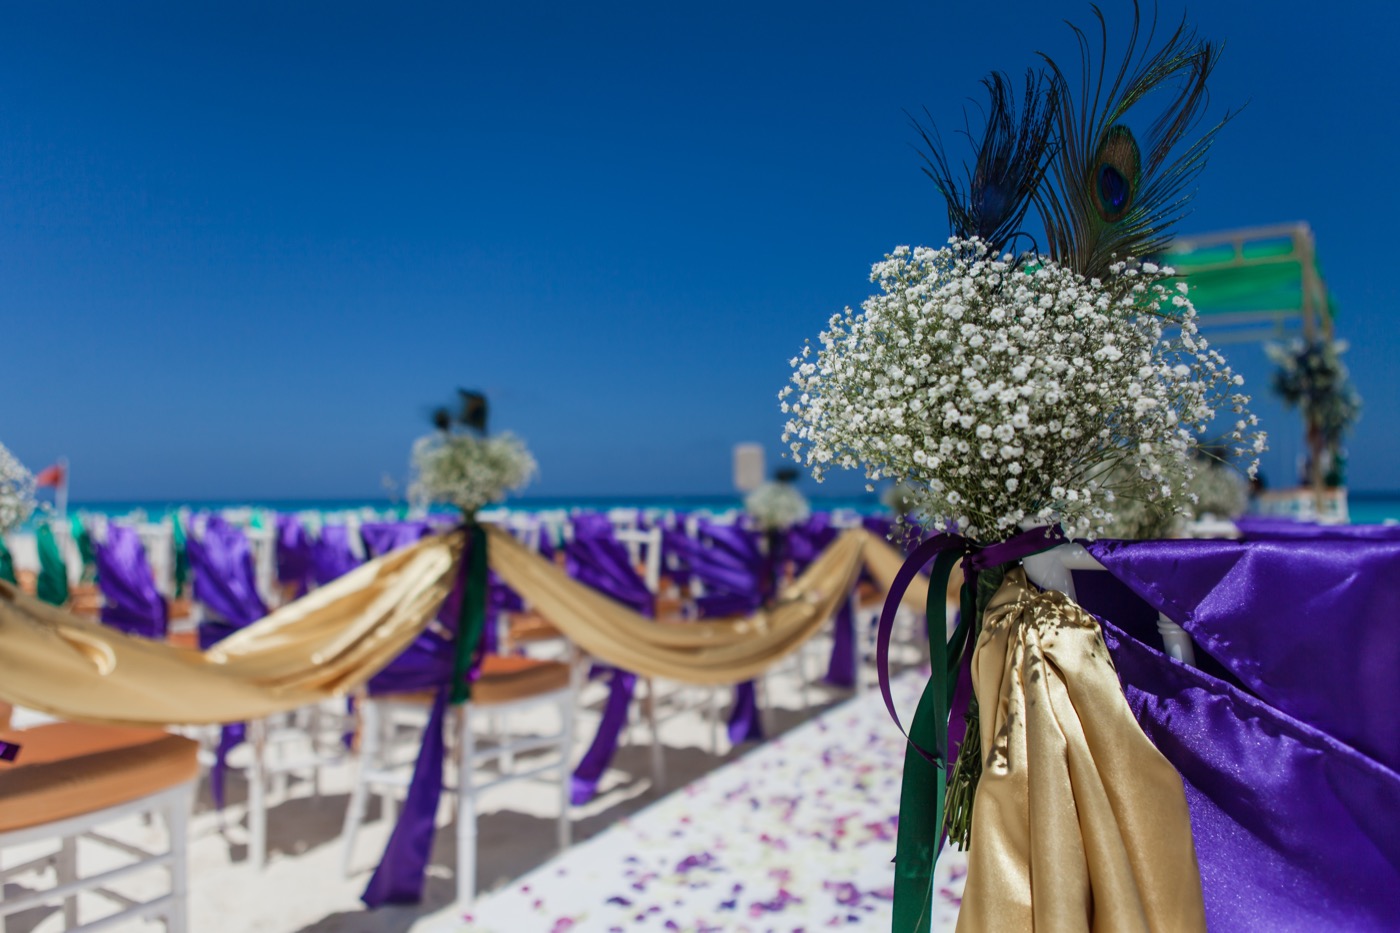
[53,491,1400,525]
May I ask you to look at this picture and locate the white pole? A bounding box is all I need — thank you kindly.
[57,456,69,521]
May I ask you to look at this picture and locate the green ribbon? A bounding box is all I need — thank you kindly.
[450,522,489,705]
[36,523,69,606]
[0,536,15,585]
[892,549,970,933]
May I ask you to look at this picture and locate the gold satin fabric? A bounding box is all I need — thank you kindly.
[0,532,462,728]
[0,524,925,723]
[957,569,1206,933]
[484,525,926,685]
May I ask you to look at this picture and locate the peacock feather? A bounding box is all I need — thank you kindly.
[912,70,1058,258]
[1035,1,1235,280]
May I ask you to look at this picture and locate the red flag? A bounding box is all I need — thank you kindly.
[34,463,66,488]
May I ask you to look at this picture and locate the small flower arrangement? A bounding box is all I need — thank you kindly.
[409,431,537,516]
[781,239,1263,542]
[0,442,36,536]
[1266,337,1361,487]
[745,480,811,531]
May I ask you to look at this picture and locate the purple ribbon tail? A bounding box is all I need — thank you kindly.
[945,647,974,780]
[0,741,19,762]
[342,695,357,751]
[823,599,858,688]
[726,681,764,745]
[571,669,637,805]
[362,687,450,907]
[210,723,245,811]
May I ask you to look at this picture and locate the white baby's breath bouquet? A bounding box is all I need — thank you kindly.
[781,239,1263,543]
[409,431,537,516]
[745,481,811,531]
[0,442,37,535]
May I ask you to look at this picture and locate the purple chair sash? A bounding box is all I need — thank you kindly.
[685,521,775,744]
[275,513,313,597]
[566,525,656,804]
[310,525,361,586]
[186,516,269,808]
[788,516,858,688]
[1073,540,1400,930]
[95,525,168,640]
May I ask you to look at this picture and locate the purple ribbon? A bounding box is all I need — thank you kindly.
[875,526,1065,764]
[0,740,18,762]
[361,526,479,908]
[361,687,450,905]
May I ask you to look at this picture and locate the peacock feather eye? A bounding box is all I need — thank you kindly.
[1090,124,1141,223]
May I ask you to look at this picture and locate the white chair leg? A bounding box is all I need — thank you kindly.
[708,687,721,756]
[494,712,514,773]
[166,785,193,933]
[556,695,574,852]
[57,835,78,928]
[644,678,664,790]
[340,700,381,876]
[456,705,477,907]
[248,719,267,871]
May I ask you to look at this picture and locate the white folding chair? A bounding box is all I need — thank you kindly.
[340,655,577,905]
[0,722,198,932]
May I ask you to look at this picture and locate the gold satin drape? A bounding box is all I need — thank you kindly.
[484,525,924,685]
[956,569,1206,933]
[0,532,463,728]
[0,525,926,724]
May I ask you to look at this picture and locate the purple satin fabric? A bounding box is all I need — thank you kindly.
[361,687,450,906]
[310,525,361,586]
[275,513,313,596]
[1075,539,1400,930]
[186,517,268,809]
[95,525,168,639]
[567,526,654,803]
[1085,537,1400,773]
[1097,610,1400,931]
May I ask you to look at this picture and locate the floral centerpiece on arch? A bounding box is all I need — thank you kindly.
[781,6,1262,931]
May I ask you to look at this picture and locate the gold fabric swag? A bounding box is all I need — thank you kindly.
[0,526,926,726]
[956,569,1207,933]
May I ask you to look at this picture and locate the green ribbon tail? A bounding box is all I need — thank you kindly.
[450,523,489,705]
[891,549,962,933]
[172,514,189,599]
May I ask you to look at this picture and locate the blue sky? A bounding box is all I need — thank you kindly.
[1,0,1397,500]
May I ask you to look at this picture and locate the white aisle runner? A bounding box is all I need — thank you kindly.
[457,671,966,932]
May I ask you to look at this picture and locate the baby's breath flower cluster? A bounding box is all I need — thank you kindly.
[0,442,36,535]
[409,431,537,516]
[744,481,811,531]
[781,239,1263,541]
